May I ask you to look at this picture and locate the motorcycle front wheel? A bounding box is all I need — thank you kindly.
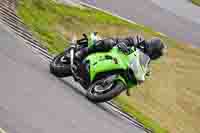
[50,52,71,78]
[86,77,126,103]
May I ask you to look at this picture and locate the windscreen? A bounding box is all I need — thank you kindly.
[129,50,150,81]
[139,51,150,69]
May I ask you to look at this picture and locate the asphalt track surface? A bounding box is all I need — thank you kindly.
[151,0,200,24]
[0,23,145,133]
[80,0,200,47]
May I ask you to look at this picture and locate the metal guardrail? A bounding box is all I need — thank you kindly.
[0,0,152,132]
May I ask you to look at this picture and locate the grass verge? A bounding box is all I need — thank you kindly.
[17,0,200,133]
[191,0,200,6]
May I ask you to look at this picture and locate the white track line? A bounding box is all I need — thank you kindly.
[78,1,137,25]
[0,128,6,133]
[155,32,167,37]
[78,1,167,37]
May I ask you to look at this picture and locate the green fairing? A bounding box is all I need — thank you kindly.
[86,47,137,84]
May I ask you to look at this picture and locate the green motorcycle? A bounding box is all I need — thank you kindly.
[50,33,150,103]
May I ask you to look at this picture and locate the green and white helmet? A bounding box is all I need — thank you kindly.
[88,32,102,47]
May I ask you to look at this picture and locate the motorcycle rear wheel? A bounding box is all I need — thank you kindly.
[86,77,126,103]
[50,52,71,77]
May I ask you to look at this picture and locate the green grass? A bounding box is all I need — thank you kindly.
[191,0,200,6]
[17,0,157,54]
[113,96,168,133]
[17,0,200,133]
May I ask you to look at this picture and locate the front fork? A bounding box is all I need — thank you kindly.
[70,47,75,71]
[69,47,84,83]
[69,47,78,79]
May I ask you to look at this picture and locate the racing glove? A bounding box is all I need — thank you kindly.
[116,42,131,54]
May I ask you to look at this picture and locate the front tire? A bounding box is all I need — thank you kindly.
[86,78,126,103]
[50,52,71,78]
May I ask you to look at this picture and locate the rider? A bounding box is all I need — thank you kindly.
[75,33,166,95]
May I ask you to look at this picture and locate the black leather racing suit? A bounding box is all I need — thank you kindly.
[76,36,145,60]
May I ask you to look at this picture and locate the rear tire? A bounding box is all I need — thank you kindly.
[50,52,71,78]
[86,78,126,103]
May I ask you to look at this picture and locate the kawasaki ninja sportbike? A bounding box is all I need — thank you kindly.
[50,33,150,103]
